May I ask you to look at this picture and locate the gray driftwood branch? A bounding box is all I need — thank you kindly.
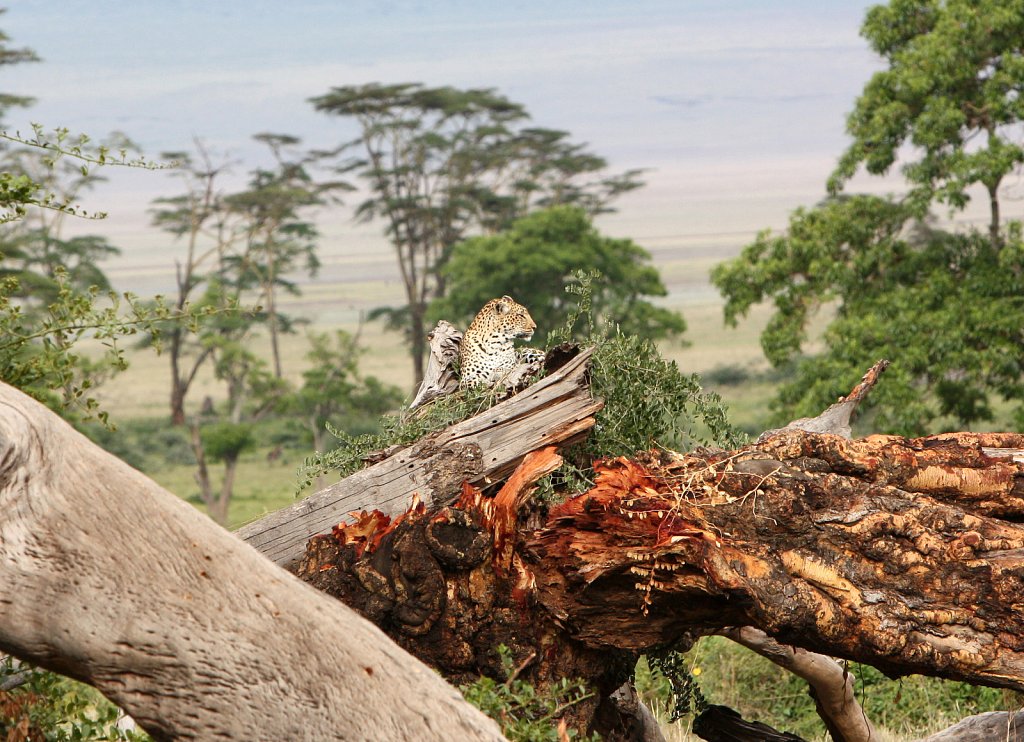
[0,382,504,741]
[238,346,601,567]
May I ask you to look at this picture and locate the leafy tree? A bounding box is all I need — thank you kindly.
[286,329,403,454]
[1,129,130,312]
[223,133,348,378]
[310,83,643,384]
[431,206,685,346]
[186,298,284,525]
[829,0,1024,240]
[712,0,1024,435]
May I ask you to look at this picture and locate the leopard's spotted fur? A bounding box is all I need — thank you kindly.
[459,296,539,387]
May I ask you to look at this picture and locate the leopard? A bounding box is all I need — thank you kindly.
[458,295,541,387]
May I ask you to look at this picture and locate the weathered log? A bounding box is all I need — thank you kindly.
[239,345,601,567]
[0,382,504,741]
[528,432,1024,690]
[918,710,1024,741]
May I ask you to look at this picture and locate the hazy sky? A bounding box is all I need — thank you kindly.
[4,1,887,275]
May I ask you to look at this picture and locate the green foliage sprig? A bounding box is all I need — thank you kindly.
[460,645,599,742]
[0,656,147,741]
[0,269,222,426]
[556,271,742,460]
[0,125,172,222]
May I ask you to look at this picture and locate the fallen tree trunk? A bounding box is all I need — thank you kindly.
[528,431,1024,688]
[299,425,1024,737]
[0,382,504,741]
[239,345,601,567]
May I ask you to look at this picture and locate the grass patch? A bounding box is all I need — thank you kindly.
[637,637,1015,742]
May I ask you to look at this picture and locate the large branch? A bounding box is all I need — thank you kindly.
[0,382,504,741]
[239,345,601,567]
[282,355,1024,739]
[527,430,1024,689]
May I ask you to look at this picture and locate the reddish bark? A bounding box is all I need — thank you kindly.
[528,433,1024,690]
[298,426,1024,740]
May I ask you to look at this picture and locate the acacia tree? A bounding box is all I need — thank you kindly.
[712,0,1024,435]
[0,24,165,422]
[152,135,342,423]
[431,205,685,346]
[149,143,233,425]
[224,133,348,379]
[311,84,527,384]
[311,83,644,384]
[477,126,645,233]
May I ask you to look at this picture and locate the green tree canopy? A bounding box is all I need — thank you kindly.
[830,0,1024,238]
[713,0,1024,436]
[430,205,685,346]
[310,82,644,383]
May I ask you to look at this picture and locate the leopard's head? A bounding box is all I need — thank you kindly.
[471,295,536,343]
[458,296,538,387]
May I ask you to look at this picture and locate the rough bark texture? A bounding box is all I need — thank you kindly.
[527,432,1024,689]
[299,425,1024,738]
[0,382,504,742]
[239,345,601,567]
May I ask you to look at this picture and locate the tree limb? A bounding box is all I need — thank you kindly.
[720,627,877,742]
[0,381,504,741]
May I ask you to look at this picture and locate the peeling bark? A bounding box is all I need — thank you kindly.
[528,434,1024,690]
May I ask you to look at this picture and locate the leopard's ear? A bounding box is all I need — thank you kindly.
[495,296,512,314]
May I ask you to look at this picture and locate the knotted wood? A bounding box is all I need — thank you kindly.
[528,431,1024,690]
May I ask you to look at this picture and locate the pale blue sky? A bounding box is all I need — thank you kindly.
[4,1,886,276]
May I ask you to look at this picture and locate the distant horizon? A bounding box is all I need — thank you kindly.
[1,3,883,265]
[4,1,1015,309]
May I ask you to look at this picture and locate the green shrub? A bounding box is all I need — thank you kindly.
[0,658,147,741]
[460,646,599,741]
[200,422,254,461]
